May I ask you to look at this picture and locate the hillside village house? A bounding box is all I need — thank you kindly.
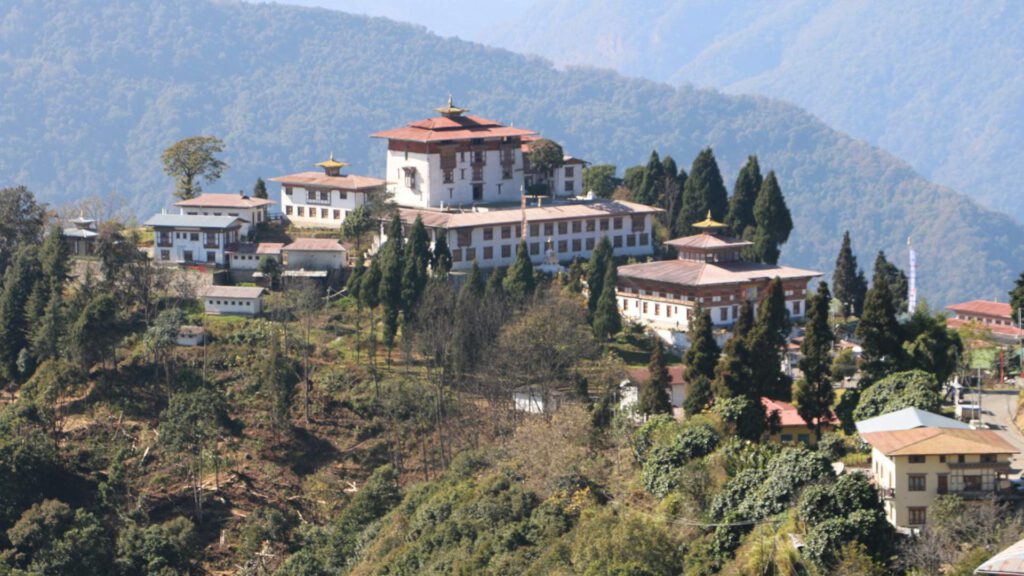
[273,154,386,229]
[282,238,346,271]
[855,407,970,435]
[62,215,99,256]
[619,365,688,418]
[228,242,284,271]
[616,213,820,345]
[174,193,274,237]
[199,285,266,317]
[946,299,1024,345]
[146,214,243,266]
[860,427,1018,529]
[762,397,836,445]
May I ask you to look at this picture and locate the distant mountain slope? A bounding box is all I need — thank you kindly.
[484,0,1024,222]
[0,0,1020,304]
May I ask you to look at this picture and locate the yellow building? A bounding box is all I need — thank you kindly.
[762,397,836,446]
[860,427,1017,529]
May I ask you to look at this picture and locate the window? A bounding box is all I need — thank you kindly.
[190,232,199,241]
[640,233,650,245]
[558,222,567,235]
[321,208,329,218]
[642,302,648,313]
[909,455,926,464]
[457,229,472,248]
[451,249,462,262]
[403,167,416,188]
[286,205,293,215]
[780,434,793,443]
[613,217,623,230]
[502,166,513,180]
[613,235,622,248]
[572,239,581,252]
[285,186,293,196]
[530,242,540,256]
[586,219,596,232]
[793,300,802,315]
[483,246,493,260]
[483,227,494,241]
[320,190,329,201]
[908,474,926,491]
[160,250,170,261]
[586,238,595,250]
[565,166,574,178]
[544,223,554,236]
[297,207,304,217]
[958,455,966,463]
[444,169,454,184]
[558,240,567,253]
[627,234,636,247]
[797,434,810,444]
[939,455,947,463]
[339,191,347,200]
[501,226,512,239]
[720,308,728,322]
[206,251,215,263]
[564,180,574,192]
[631,215,646,232]
[964,475,982,491]
[572,221,581,233]
[908,507,927,526]
[501,245,512,258]
[530,224,540,237]
[334,210,341,220]
[472,167,483,181]
[981,454,997,463]
[600,219,609,231]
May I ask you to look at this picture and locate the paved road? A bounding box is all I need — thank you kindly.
[977,390,1024,478]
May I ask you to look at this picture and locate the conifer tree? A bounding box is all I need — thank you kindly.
[677,148,728,235]
[726,155,762,238]
[485,266,506,300]
[400,217,430,322]
[30,286,64,363]
[1010,271,1024,325]
[503,240,535,301]
[253,177,268,199]
[636,150,664,206]
[463,261,485,298]
[586,236,613,315]
[661,156,686,232]
[856,268,903,381]
[683,374,712,416]
[0,247,40,381]
[746,278,792,399]
[684,307,720,382]
[660,155,678,205]
[751,171,792,264]
[592,263,621,339]
[794,282,835,440]
[733,299,755,338]
[565,257,584,293]
[638,339,672,417]
[378,215,404,355]
[832,231,864,317]
[38,226,68,296]
[432,233,452,277]
[873,251,909,313]
[712,334,754,398]
[757,278,791,348]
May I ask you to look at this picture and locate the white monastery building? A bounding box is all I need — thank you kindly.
[273,154,386,228]
[146,214,243,266]
[174,193,274,237]
[616,213,820,336]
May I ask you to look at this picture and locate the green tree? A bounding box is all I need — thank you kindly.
[661,155,686,231]
[158,388,228,523]
[463,261,485,298]
[592,263,621,339]
[38,225,69,296]
[526,138,564,195]
[114,517,196,576]
[504,239,536,301]
[677,148,728,235]
[400,216,430,322]
[873,250,910,313]
[622,165,646,196]
[0,186,46,275]
[795,282,835,439]
[377,215,404,356]
[340,204,374,253]
[586,236,613,315]
[856,264,904,381]
[1010,271,1024,326]
[901,308,963,385]
[327,464,401,567]
[161,136,227,200]
[635,150,664,206]
[253,176,268,199]
[6,499,114,575]
[726,155,762,238]
[30,286,65,363]
[684,307,720,382]
[0,406,59,533]
[638,339,672,417]
[832,231,867,316]
[683,374,712,416]
[256,254,282,287]
[258,328,295,441]
[852,369,941,421]
[432,232,452,277]
[582,164,619,199]
[750,171,793,264]
[756,277,791,348]
[733,299,754,338]
[67,292,120,372]
[0,247,41,382]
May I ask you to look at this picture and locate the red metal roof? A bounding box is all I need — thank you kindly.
[946,299,1013,319]
[625,365,686,385]
[270,172,386,191]
[762,397,836,428]
[946,317,1024,338]
[372,114,536,142]
[283,238,345,252]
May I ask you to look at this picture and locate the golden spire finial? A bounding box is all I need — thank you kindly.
[692,210,727,230]
[436,95,467,116]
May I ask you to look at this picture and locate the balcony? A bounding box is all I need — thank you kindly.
[157,239,173,248]
[879,488,895,500]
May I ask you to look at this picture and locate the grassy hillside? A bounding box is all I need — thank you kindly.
[485,0,1024,223]
[0,0,1022,304]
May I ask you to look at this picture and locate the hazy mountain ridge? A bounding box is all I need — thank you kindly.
[0,0,1021,304]
[484,0,1024,222]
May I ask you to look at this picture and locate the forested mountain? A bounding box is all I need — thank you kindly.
[482,0,1024,223]
[1,0,1022,304]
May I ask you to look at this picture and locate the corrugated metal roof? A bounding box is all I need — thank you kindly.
[617,260,821,287]
[855,407,970,434]
[199,286,265,299]
[860,427,1017,456]
[174,193,275,208]
[372,114,536,142]
[976,537,1024,574]
[397,200,662,230]
[284,238,345,252]
[947,300,1013,318]
[270,171,386,190]
[145,214,243,229]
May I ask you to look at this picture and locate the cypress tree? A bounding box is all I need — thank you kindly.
[751,171,792,264]
[638,338,672,417]
[712,334,754,398]
[856,268,903,381]
[461,261,484,298]
[660,155,678,206]
[0,247,40,382]
[832,231,863,317]
[622,165,645,197]
[873,251,909,313]
[586,236,613,315]
[757,278,791,348]
[400,217,430,322]
[38,226,68,295]
[662,156,687,234]
[1010,271,1024,325]
[726,155,762,238]
[253,177,268,199]
[377,215,404,353]
[683,374,712,416]
[485,266,507,300]
[592,263,621,339]
[347,254,365,298]
[684,307,720,382]
[503,240,535,301]
[635,150,664,206]
[733,299,755,338]
[432,233,452,277]
[31,286,64,363]
[677,148,728,235]
[794,282,835,440]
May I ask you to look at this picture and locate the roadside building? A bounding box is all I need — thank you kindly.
[273,154,386,228]
[146,214,244,266]
[855,407,970,435]
[762,397,836,446]
[198,285,266,316]
[174,193,274,237]
[946,300,1024,345]
[860,427,1018,529]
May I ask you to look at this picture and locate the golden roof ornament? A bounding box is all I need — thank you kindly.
[316,152,348,170]
[435,94,468,117]
[692,210,728,230]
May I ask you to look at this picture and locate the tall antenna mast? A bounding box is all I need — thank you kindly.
[907,236,917,313]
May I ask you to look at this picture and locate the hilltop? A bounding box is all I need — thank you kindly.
[0,0,1022,304]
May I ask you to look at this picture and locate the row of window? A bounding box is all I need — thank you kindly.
[622,299,686,320]
[185,210,262,222]
[159,250,217,263]
[456,218,647,248]
[283,188,348,202]
[206,299,254,307]
[160,231,223,243]
[906,454,997,464]
[285,206,344,220]
[448,234,648,263]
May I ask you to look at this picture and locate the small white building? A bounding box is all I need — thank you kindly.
[63,216,99,256]
[174,193,274,237]
[513,386,567,414]
[282,238,346,271]
[147,214,244,267]
[176,325,206,346]
[228,242,285,270]
[619,365,688,418]
[199,285,266,317]
[272,155,387,229]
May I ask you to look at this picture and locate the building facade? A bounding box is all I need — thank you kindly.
[146,214,243,266]
[945,300,1024,345]
[199,285,266,316]
[282,238,346,271]
[615,214,821,336]
[390,199,661,271]
[228,242,284,271]
[860,427,1017,529]
[272,154,387,229]
[174,193,274,237]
